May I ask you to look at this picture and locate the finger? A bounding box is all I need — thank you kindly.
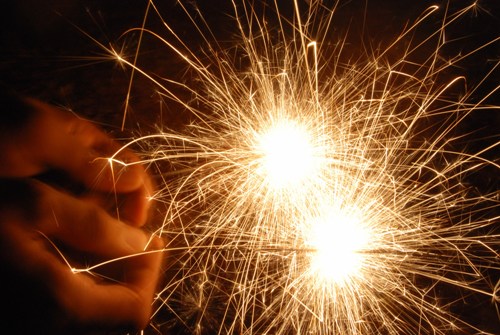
[1,98,150,194]
[7,98,154,226]
[58,236,164,330]
[2,223,164,331]
[34,181,150,259]
[81,187,153,228]
[117,175,155,227]
[32,99,149,193]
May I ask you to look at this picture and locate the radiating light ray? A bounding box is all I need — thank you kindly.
[68,0,499,334]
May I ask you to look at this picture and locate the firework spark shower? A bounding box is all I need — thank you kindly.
[6,0,497,334]
[101,1,500,334]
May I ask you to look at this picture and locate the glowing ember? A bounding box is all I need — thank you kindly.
[307,207,370,284]
[256,120,318,189]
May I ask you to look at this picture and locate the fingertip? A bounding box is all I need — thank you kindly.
[87,156,145,193]
[123,229,164,255]
[123,227,149,252]
[108,147,150,191]
[117,190,149,228]
[147,235,166,252]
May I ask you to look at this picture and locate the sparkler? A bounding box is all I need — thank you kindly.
[82,0,498,334]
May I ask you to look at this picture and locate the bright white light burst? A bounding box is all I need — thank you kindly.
[256,119,319,189]
[306,206,370,284]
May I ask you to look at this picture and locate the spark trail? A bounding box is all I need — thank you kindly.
[89,0,499,334]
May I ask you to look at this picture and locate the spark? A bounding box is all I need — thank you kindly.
[305,205,370,284]
[255,119,319,189]
[76,0,499,334]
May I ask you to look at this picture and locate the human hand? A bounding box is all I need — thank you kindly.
[0,96,163,334]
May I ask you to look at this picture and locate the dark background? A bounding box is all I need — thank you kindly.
[2,0,498,130]
[1,0,498,334]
